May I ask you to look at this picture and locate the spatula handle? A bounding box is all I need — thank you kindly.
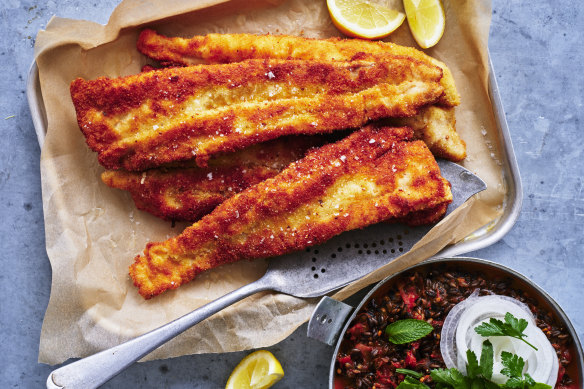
[47,279,271,389]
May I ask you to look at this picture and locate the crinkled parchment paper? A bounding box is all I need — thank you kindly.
[35,0,500,364]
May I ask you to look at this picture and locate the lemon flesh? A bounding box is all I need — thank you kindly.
[327,0,406,40]
[403,0,445,48]
[225,350,284,389]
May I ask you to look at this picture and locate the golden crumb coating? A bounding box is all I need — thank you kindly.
[71,57,444,170]
[137,29,459,106]
[130,126,452,299]
[137,30,465,162]
[101,136,323,221]
[387,105,466,161]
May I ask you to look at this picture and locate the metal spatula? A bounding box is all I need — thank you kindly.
[47,160,485,389]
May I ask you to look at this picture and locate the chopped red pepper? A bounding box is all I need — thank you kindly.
[405,350,417,368]
[354,342,373,363]
[338,355,352,365]
[347,322,366,339]
[376,365,397,388]
[355,343,373,356]
[404,342,420,368]
[399,284,419,311]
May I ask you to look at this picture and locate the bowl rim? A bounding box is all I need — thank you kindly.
[328,256,584,388]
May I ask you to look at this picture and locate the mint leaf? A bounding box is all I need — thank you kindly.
[466,350,480,379]
[480,340,494,380]
[396,376,431,389]
[500,351,524,378]
[396,368,424,379]
[385,319,433,344]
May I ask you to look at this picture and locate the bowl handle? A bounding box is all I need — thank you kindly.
[307,297,353,346]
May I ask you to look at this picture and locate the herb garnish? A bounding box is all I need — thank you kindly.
[429,340,551,389]
[392,312,551,388]
[396,368,425,380]
[385,319,434,344]
[474,312,538,351]
[395,375,430,389]
[431,340,497,388]
[396,338,551,388]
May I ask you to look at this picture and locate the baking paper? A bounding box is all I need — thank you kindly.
[34,0,499,364]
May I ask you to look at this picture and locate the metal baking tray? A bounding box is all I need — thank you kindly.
[26,54,522,257]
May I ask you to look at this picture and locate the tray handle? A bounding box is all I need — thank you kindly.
[307,297,353,346]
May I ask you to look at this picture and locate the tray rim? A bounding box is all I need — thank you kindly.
[26,53,522,257]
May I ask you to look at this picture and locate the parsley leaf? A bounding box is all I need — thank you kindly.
[431,368,470,388]
[474,312,538,351]
[385,319,434,344]
[500,351,525,378]
[429,341,551,389]
[396,376,431,389]
[503,376,524,388]
[524,374,536,386]
[466,350,481,379]
[504,312,529,336]
[474,319,507,337]
[480,340,494,380]
[396,368,425,379]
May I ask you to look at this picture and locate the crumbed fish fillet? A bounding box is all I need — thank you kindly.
[137,29,460,107]
[71,58,444,170]
[130,126,452,299]
[387,105,466,161]
[137,30,465,161]
[101,136,322,221]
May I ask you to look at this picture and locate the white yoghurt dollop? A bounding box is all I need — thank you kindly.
[440,292,558,387]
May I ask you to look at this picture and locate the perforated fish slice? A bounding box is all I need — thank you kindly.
[47,160,485,389]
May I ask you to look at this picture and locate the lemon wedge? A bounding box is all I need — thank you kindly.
[225,350,284,389]
[403,0,445,48]
[327,0,406,40]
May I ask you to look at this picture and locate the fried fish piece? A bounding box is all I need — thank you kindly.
[387,105,466,161]
[101,136,322,221]
[71,58,444,170]
[392,203,449,226]
[137,30,465,161]
[137,29,460,106]
[130,126,452,299]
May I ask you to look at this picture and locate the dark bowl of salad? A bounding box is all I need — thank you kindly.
[322,257,582,389]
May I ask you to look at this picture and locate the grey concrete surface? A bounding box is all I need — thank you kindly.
[0,1,582,388]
